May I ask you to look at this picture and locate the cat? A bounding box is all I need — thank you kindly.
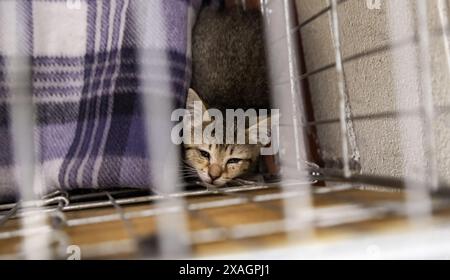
[184,4,272,187]
[183,89,271,186]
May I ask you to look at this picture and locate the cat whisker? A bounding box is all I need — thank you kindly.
[180,169,196,172]
[181,173,198,177]
[181,175,197,178]
[181,165,196,171]
[180,168,196,172]
[180,167,197,172]
[182,172,198,177]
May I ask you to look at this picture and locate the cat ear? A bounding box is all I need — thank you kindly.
[186,88,210,120]
[247,116,272,146]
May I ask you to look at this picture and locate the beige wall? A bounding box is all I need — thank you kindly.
[295,0,450,184]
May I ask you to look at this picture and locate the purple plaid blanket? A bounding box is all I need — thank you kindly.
[0,0,203,201]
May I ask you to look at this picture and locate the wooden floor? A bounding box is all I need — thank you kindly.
[1,185,449,259]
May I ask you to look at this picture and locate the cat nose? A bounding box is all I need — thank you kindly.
[208,164,222,181]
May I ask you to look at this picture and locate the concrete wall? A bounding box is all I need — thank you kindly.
[294,0,450,184]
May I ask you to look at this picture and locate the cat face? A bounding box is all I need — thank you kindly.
[184,143,260,186]
[183,89,269,186]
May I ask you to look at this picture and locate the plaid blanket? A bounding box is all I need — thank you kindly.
[0,0,204,202]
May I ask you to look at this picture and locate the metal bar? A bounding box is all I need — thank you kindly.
[0,197,423,242]
[0,203,19,227]
[316,168,450,200]
[438,0,450,73]
[196,181,283,213]
[5,174,450,225]
[105,192,138,240]
[284,0,315,238]
[0,181,315,217]
[314,168,450,198]
[416,0,439,192]
[387,0,433,223]
[1,0,53,259]
[327,0,351,177]
[0,179,409,241]
[0,195,69,212]
[189,202,419,244]
[136,0,190,258]
[262,0,314,240]
[1,180,449,247]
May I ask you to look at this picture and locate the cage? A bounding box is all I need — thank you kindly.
[0,0,450,260]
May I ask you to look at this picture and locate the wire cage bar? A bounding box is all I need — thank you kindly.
[3,1,57,259]
[0,0,450,259]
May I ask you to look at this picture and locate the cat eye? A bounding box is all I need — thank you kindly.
[199,150,210,159]
[227,158,242,165]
